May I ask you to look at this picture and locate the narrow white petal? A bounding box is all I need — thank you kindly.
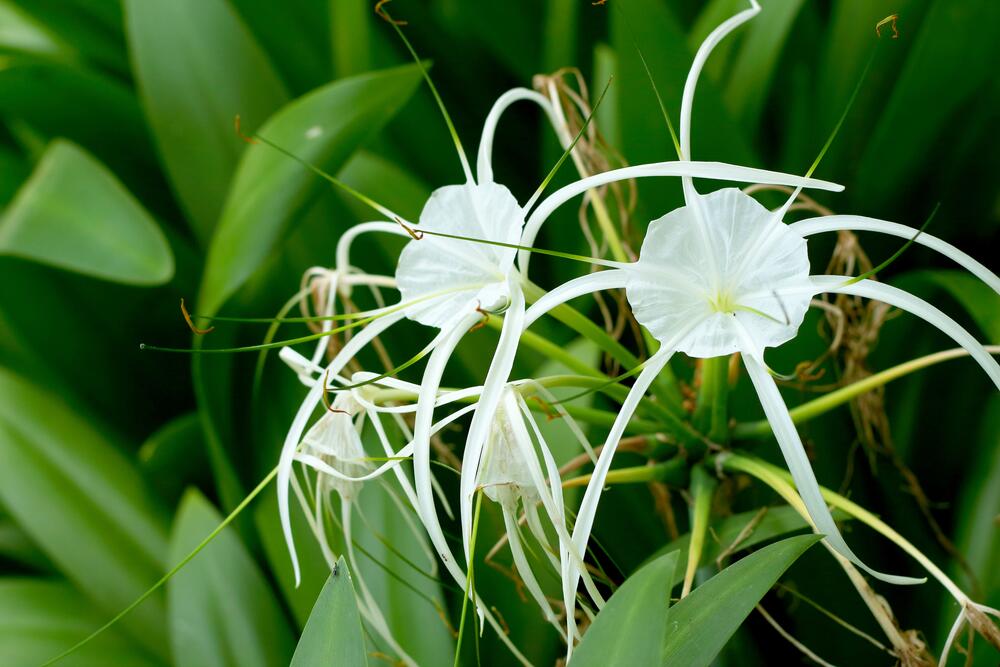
[477,88,557,186]
[460,284,526,567]
[523,269,629,328]
[938,607,966,667]
[278,309,405,586]
[811,276,1000,389]
[563,348,674,662]
[790,215,1000,294]
[336,221,409,274]
[742,351,923,585]
[680,0,760,160]
[501,503,563,636]
[520,161,842,271]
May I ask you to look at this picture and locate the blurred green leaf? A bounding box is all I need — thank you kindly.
[168,489,295,667]
[0,578,162,667]
[661,534,822,666]
[898,270,1000,341]
[197,63,422,317]
[571,550,679,666]
[7,0,126,74]
[0,368,170,659]
[0,140,174,285]
[124,0,289,244]
[330,0,373,78]
[0,58,162,201]
[0,1,73,60]
[230,0,329,93]
[0,145,28,206]
[854,0,1000,207]
[290,557,368,667]
[138,413,210,505]
[0,516,51,571]
[724,0,805,129]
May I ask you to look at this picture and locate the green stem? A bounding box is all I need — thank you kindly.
[681,465,717,597]
[732,346,1000,440]
[719,454,963,600]
[563,456,687,488]
[693,356,730,445]
[42,467,278,666]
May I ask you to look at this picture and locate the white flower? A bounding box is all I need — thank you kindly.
[502,1,1000,657]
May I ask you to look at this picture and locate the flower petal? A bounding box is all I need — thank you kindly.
[477,88,556,186]
[811,276,1000,389]
[520,161,842,271]
[741,351,923,585]
[790,215,1000,294]
[523,269,629,328]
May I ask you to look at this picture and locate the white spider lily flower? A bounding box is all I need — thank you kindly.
[504,2,1000,656]
[285,390,424,667]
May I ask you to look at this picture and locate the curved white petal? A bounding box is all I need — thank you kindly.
[477,88,558,186]
[336,221,408,274]
[680,0,760,161]
[501,503,563,635]
[459,282,526,567]
[278,309,406,585]
[790,215,1000,294]
[523,269,629,328]
[741,351,923,585]
[562,348,675,661]
[519,161,842,272]
[810,276,1000,389]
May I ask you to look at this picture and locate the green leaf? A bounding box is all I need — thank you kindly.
[138,413,211,505]
[0,516,52,571]
[330,0,373,78]
[0,59,159,199]
[0,140,174,285]
[898,269,1000,341]
[0,368,170,659]
[290,557,368,667]
[0,0,74,60]
[854,0,1000,207]
[661,534,822,666]
[0,578,162,667]
[168,489,295,667]
[197,63,422,317]
[571,550,680,666]
[724,0,805,129]
[124,0,289,244]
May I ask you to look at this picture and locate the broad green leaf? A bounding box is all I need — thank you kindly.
[197,63,422,317]
[854,0,1000,207]
[168,489,295,667]
[0,59,163,204]
[290,557,368,667]
[724,0,805,129]
[0,578,162,667]
[230,0,329,93]
[571,550,680,666]
[0,368,170,659]
[138,413,210,505]
[0,140,174,285]
[898,270,1000,342]
[7,0,126,74]
[0,145,28,206]
[124,0,289,244]
[0,0,74,60]
[0,516,52,571]
[661,534,822,666]
[330,0,373,78]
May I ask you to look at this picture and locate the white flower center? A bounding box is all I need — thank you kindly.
[299,394,370,501]
[396,182,524,329]
[477,390,538,507]
[626,188,811,357]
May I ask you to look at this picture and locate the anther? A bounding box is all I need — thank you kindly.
[321,370,349,414]
[234,114,258,144]
[469,302,491,333]
[875,14,899,39]
[180,298,215,335]
[375,0,407,25]
[395,216,424,240]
